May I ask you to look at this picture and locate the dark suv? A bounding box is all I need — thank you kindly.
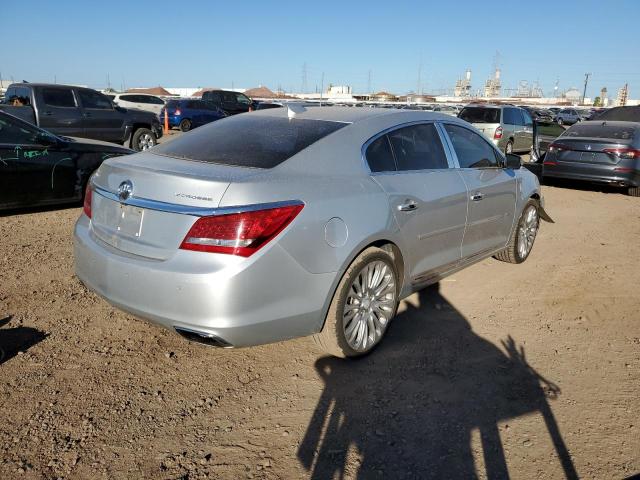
[201,90,255,115]
[1,83,162,151]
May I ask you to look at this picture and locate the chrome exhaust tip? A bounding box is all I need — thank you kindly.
[174,327,232,348]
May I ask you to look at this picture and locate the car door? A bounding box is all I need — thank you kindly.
[0,113,77,207]
[366,123,468,280]
[502,108,518,150]
[507,108,526,151]
[520,109,534,152]
[441,123,517,259]
[76,88,124,142]
[35,86,84,137]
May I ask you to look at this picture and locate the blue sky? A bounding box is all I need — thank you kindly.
[2,0,639,99]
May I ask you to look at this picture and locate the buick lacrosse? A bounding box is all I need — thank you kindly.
[74,107,551,357]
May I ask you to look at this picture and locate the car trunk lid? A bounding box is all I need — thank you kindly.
[550,137,633,165]
[89,152,259,260]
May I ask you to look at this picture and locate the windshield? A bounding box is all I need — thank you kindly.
[152,115,347,168]
[562,124,636,140]
[458,107,501,123]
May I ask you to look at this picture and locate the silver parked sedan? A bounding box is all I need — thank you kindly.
[74,107,551,357]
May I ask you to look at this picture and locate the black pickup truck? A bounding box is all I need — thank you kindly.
[1,83,162,151]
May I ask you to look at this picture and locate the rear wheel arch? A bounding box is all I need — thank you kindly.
[317,239,406,333]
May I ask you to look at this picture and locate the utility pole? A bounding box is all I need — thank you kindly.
[320,72,324,101]
[582,73,591,105]
[417,55,423,95]
[367,69,372,94]
[301,63,308,94]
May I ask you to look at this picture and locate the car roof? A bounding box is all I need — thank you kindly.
[249,106,458,124]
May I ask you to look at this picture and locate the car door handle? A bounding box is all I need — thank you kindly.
[470,193,484,201]
[42,111,53,116]
[398,200,418,212]
[83,112,92,117]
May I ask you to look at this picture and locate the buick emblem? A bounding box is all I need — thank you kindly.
[118,180,133,201]
[586,145,592,151]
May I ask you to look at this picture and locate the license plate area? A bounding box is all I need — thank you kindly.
[93,195,144,239]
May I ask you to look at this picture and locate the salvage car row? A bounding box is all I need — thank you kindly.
[1,84,638,356]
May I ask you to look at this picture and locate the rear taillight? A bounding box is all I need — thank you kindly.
[493,126,503,139]
[174,109,181,116]
[548,142,572,152]
[83,183,92,218]
[179,204,304,257]
[603,148,640,159]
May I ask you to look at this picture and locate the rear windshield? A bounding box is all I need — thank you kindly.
[152,115,347,168]
[596,106,640,122]
[458,107,501,124]
[562,124,636,140]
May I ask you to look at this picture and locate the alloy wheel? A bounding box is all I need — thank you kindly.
[518,206,539,260]
[342,260,396,352]
[138,133,155,150]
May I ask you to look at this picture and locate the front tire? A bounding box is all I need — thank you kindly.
[131,128,157,151]
[494,201,539,264]
[313,247,398,358]
[557,117,564,126]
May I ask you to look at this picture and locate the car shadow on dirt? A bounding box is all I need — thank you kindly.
[298,284,579,479]
[0,315,48,366]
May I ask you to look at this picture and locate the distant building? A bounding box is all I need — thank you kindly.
[454,69,472,97]
[616,84,629,106]
[484,69,501,98]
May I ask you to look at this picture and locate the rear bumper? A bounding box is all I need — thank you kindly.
[73,215,335,348]
[543,164,640,187]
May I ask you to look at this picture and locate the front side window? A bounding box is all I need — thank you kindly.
[119,94,136,102]
[387,124,448,171]
[235,93,252,105]
[444,124,499,168]
[366,135,395,172]
[78,90,113,109]
[42,88,76,108]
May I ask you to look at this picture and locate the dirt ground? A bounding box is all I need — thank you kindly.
[0,182,638,479]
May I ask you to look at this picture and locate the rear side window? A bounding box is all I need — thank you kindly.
[0,113,39,144]
[42,88,76,107]
[388,124,448,171]
[563,124,636,140]
[366,135,395,172]
[459,107,500,124]
[6,86,32,106]
[444,124,499,168]
[152,115,347,168]
[78,90,113,109]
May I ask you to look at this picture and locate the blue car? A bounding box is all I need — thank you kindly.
[160,99,226,132]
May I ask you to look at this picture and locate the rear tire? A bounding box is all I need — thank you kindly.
[629,186,640,197]
[131,128,156,151]
[313,247,399,358]
[179,119,192,132]
[494,200,539,264]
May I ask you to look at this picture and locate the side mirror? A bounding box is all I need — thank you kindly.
[505,153,522,169]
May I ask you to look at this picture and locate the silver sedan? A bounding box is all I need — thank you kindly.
[74,107,551,357]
